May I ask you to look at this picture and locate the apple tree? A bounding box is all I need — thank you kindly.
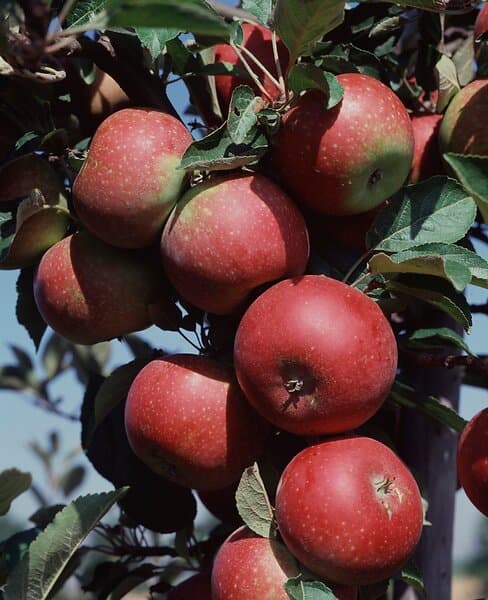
[0,0,487,598]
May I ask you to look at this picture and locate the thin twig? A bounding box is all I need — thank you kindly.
[271,30,287,101]
[230,42,274,102]
[236,42,282,90]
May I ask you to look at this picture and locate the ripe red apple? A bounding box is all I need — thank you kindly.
[160,173,309,315]
[474,4,488,53]
[73,108,192,248]
[214,23,289,111]
[438,79,488,157]
[197,480,241,524]
[272,73,414,215]
[168,572,212,599]
[233,275,397,435]
[275,437,424,585]
[34,231,163,344]
[125,354,269,490]
[409,113,444,183]
[457,408,488,517]
[212,526,357,600]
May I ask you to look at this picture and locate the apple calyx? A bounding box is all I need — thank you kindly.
[368,169,383,187]
[373,476,404,519]
[284,377,305,393]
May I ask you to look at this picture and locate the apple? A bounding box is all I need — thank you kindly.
[73,108,192,248]
[305,201,386,253]
[160,173,309,315]
[0,154,66,206]
[272,73,414,215]
[211,526,357,600]
[33,231,163,344]
[125,354,269,491]
[233,275,397,435]
[168,572,212,599]
[457,408,488,517]
[197,480,241,524]
[214,23,289,111]
[275,436,424,585]
[409,113,443,183]
[474,4,488,54]
[438,79,488,157]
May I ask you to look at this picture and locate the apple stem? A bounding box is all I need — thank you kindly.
[342,248,375,286]
[349,272,371,290]
[375,477,394,494]
[234,42,282,92]
[271,30,287,101]
[230,42,275,103]
[284,377,304,393]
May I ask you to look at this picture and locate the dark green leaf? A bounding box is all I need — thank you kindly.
[257,107,280,135]
[389,380,467,433]
[386,274,472,331]
[394,560,425,593]
[58,466,86,497]
[404,327,474,356]
[41,333,68,379]
[443,154,488,224]
[242,0,272,26]
[9,345,33,371]
[0,469,32,516]
[16,267,47,351]
[366,177,477,252]
[435,54,460,112]
[369,242,488,290]
[452,36,475,87]
[227,86,261,144]
[287,64,343,109]
[134,27,181,60]
[284,575,338,599]
[107,0,230,40]
[369,15,403,38]
[180,121,268,171]
[272,0,345,62]
[14,132,41,153]
[236,462,274,538]
[4,489,128,600]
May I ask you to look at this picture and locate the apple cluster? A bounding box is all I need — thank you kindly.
[23,19,488,599]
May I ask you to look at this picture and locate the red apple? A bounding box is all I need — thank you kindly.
[168,572,212,599]
[212,526,357,600]
[438,79,488,157]
[275,437,424,585]
[409,113,444,183]
[197,480,241,524]
[272,73,414,215]
[474,4,488,52]
[160,173,309,315]
[457,408,488,517]
[125,354,269,491]
[233,275,397,435]
[34,231,163,344]
[214,23,289,111]
[73,108,192,248]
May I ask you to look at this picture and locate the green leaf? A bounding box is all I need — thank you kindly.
[257,107,280,136]
[0,469,32,516]
[4,489,128,600]
[369,243,488,291]
[389,380,467,433]
[394,561,425,593]
[366,177,477,252]
[236,462,274,538]
[287,64,343,109]
[134,27,181,60]
[58,466,86,498]
[16,267,47,351]
[452,35,475,87]
[435,53,460,113]
[15,132,41,153]
[284,575,338,599]
[180,121,268,171]
[242,0,272,26]
[389,0,476,13]
[386,274,472,332]
[443,154,488,224]
[65,0,108,28]
[272,0,345,62]
[106,0,230,40]
[405,327,474,356]
[227,86,261,145]
[369,15,403,38]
